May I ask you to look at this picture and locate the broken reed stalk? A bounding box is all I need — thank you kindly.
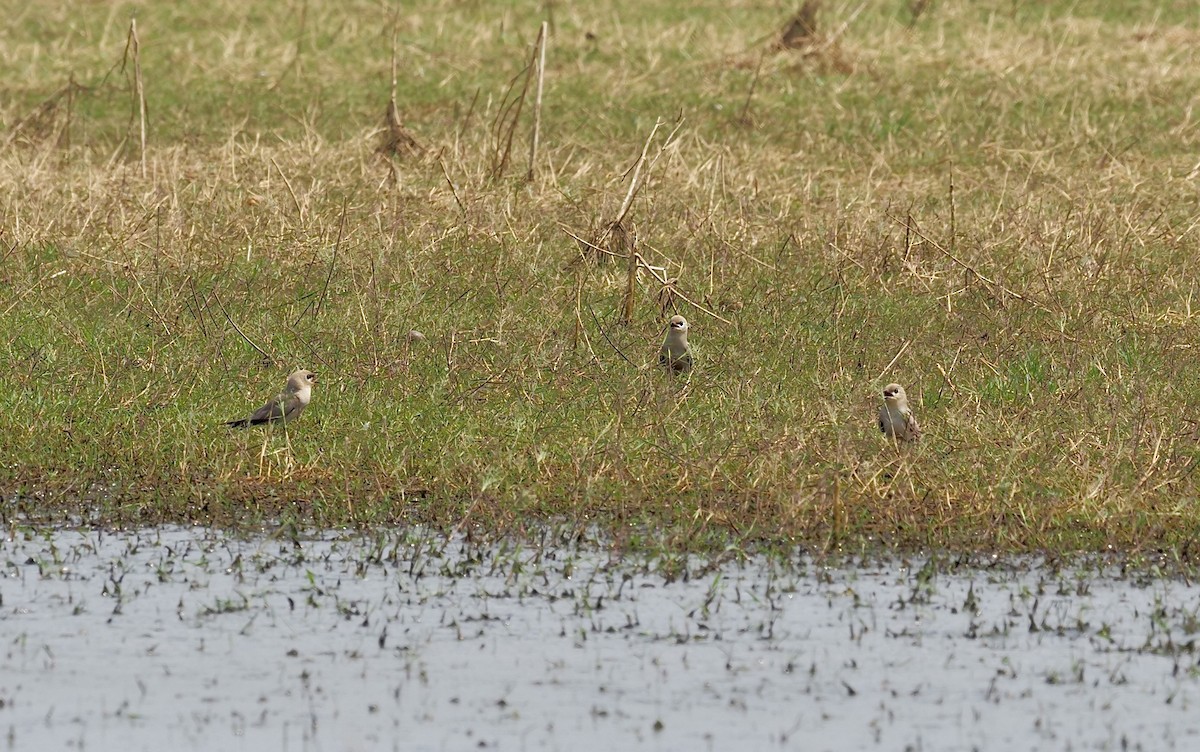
[270,157,304,221]
[379,23,421,158]
[527,21,548,181]
[312,197,347,320]
[61,72,75,149]
[572,268,583,352]
[807,0,869,57]
[122,18,147,177]
[613,117,685,324]
[948,161,956,254]
[619,115,685,226]
[3,75,86,149]
[387,28,400,137]
[614,118,665,228]
[214,290,273,365]
[490,30,542,179]
[737,52,766,126]
[620,231,638,325]
[908,0,932,27]
[269,0,307,91]
[885,209,1049,313]
[779,0,820,49]
[438,154,467,215]
[633,251,733,325]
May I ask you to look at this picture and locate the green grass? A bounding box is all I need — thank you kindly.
[2,0,1200,554]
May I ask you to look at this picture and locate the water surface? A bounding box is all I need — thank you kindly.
[2,527,1198,751]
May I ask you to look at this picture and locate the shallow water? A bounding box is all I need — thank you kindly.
[2,527,1199,751]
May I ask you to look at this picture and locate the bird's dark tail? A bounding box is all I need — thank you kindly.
[224,419,250,428]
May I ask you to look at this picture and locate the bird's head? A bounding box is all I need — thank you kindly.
[882,383,906,403]
[288,369,318,392]
[667,315,689,334]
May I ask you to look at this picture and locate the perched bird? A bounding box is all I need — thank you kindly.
[658,315,693,374]
[878,383,920,442]
[225,369,317,428]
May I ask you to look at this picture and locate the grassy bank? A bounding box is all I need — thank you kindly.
[3,0,1200,553]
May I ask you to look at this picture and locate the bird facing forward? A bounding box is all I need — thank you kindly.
[225,369,317,428]
[658,315,693,374]
[878,383,920,442]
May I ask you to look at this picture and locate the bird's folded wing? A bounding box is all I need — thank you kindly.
[905,412,921,438]
[247,395,287,425]
[280,394,307,422]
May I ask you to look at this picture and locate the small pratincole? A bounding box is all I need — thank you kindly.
[225,369,317,428]
[878,382,920,442]
[658,315,693,374]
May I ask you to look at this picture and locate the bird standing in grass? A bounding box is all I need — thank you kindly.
[225,369,317,428]
[658,315,693,374]
[878,383,920,442]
